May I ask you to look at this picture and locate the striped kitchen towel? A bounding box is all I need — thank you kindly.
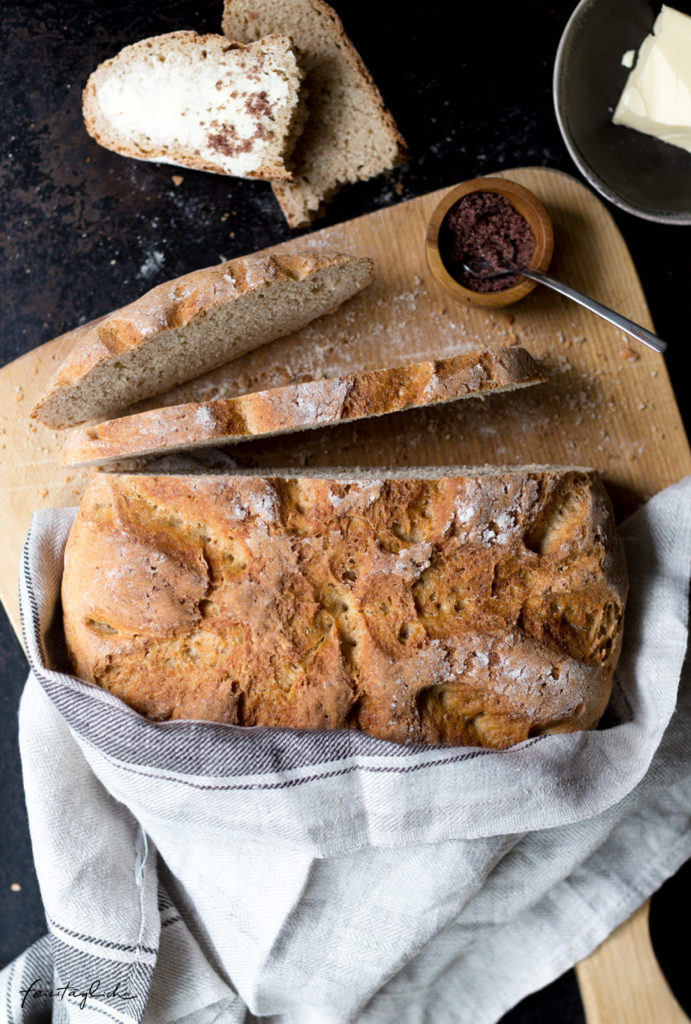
[1,476,690,1024]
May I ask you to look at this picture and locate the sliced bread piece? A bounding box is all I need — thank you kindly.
[83,31,304,180]
[61,347,547,467]
[222,0,408,226]
[32,251,374,429]
[62,467,627,746]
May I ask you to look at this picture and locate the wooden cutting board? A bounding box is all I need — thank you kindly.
[0,165,688,1022]
[1,165,689,640]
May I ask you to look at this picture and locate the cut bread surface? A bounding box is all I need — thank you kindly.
[61,347,547,467]
[83,31,305,179]
[32,251,374,429]
[223,0,408,225]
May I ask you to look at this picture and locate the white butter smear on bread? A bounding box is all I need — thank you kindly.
[83,31,304,179]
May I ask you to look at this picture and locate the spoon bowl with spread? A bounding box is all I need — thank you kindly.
[425,177,554,308]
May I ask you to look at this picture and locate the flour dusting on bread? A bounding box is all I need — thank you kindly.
[60,347,547,468]
[32,251,374,429]
[62,469,627,748]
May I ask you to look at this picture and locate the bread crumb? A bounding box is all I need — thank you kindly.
[172,174,184,186]
[10,883,21,892]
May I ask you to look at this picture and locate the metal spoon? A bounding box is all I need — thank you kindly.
[462,261,666,354]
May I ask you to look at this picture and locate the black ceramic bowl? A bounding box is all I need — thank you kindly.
[553,0,691,225]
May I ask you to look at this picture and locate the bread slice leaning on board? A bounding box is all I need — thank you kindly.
[61,347,547,467]
[223,0,408,226]
[62,467,627,748]
[83,31,305,181]
[31,251,374,429]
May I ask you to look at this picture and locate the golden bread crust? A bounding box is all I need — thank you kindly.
[62,469,627,748]
[61,347,547,467]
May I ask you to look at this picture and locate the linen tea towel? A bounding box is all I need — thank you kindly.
[1,475,690,1024]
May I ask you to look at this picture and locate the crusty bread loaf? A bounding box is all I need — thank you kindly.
[62,468,627,748]
[83,31,305,180]
[61,347,547,468]
[31,251,374,429]
[223,0,408,226]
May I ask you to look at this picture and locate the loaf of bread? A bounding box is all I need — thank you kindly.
[62,468,627,748]
[31,251,374,429]
[223,0,408,226]
[83,31,305,180]
[61,347,547,468]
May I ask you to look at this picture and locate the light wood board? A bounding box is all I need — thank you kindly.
[0,165,688,1023]
[576,901,688,1024]
[1,165,689,642]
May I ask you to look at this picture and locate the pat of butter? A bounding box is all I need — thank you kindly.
[612,4,691,154]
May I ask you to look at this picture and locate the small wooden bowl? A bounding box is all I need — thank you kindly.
[425,177,555,307]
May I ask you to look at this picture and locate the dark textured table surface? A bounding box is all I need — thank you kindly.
[1,1,689,1019]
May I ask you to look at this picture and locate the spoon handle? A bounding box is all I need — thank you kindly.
[521,268,667,354]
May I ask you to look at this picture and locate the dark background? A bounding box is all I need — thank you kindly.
[0,1,689,1020]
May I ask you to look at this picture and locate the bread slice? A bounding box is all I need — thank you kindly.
[83,31,304,180]
[31,251,374,429]
[62,467,627,747]
[223,0,408,226]
[61,347,547,467]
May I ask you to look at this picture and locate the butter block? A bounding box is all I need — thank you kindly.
[612,5,691,154]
